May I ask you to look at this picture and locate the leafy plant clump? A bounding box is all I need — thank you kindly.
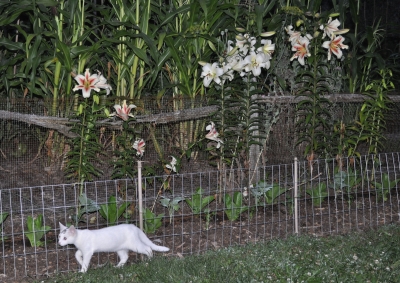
[160,196,184,223]
[186,187,215,215]
[306,183,329,207]
[143,208,164,234]
[25,215,51,247]
[251,181,289,205]
[99,195,130,225]
[374,173,400,202]
[224,192,248,221]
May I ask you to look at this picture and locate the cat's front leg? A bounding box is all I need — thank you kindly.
[79,252,93,273]
[75,250,84,266]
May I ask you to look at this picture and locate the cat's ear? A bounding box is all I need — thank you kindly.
[59,222,67,230]
[69,225,77,235]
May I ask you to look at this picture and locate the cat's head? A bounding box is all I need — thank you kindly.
[58,222,77,246]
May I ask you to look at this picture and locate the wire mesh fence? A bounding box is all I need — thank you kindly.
[1,96,400,189]
[1,152,400,281]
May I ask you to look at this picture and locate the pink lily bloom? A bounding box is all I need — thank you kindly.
[110,100,136,121]
[322,35,349,61]
[320,17,341,39]
[73,69,112,98]
[205,122,223,149]
[133,139,145,157]
[290,37,311,66]
[166,156,178,173]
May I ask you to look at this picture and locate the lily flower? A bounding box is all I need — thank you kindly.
[285,25,302,45]
[320,17,341,39]
[110,100,136,121]
[73,69,112,98]
[290,37,311,66]
[205,122,223,149]
[243,51,269,76]
[258,39,275,56]
[200,62,224,87]
[165,156,178,173]
[132,139,145,157]
[322,35,349,61]
[235,33,256,55]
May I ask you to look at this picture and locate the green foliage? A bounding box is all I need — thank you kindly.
[332,167,362,199]
[65,95,106,189]
[99,196,130,225]
[306,183,329,206]
[185,187,215,215]
[25,215,51,247]
[70,193,100,225]
[223,192,248,221]
[0,212,8,242]
[374,173,400,202]
[160,196,184,223]
[252,181,289,205]
[112,121,140,179]
[347,69,394,157]
[143,208,164,234]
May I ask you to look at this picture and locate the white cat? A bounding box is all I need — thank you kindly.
[58,222,169,273]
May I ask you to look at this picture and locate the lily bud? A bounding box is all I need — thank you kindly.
[313,31,320,38]
[329,12,340,18]
[227,46,239,56]
[333,28,350,35]
[235,34,245,41]
[260,31,276,37]
[235,27,246,33]
[296,19,303,27]
[198,61,207,66]
[314,13,320,18]
[208,41,217,52]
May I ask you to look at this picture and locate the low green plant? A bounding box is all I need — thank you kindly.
[0,212,9,242]
[143,208,164,234]
[306,183,329,207]
[160,196,184,223]
[374,173,400,202]
[224,192,248,221]
[25,215,51,247]
[186,187,215,215]
[252,181,289,205]
[71,193,100,225]
[333,168,362,199]
[99,195,130,225]
[203,208,215,230]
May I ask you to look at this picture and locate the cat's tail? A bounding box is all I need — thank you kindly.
[151,244,170,252]
[138,230,170,253]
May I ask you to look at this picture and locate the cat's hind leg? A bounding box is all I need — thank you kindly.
[116,250,129,267]
[136,245,153,258]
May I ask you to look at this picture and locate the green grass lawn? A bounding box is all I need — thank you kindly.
[42,225,400,283]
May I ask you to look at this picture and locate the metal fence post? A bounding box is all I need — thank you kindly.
[137,161,143,232]
[294,157,299,235]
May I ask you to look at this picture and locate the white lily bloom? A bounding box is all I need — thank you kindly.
[235,33,256,56]
[258,39,275,56]
[243,52,269,76]
[320,17,341,39]
[200,62,224,87]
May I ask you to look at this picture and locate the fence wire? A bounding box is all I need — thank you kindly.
[1,152,400,281]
